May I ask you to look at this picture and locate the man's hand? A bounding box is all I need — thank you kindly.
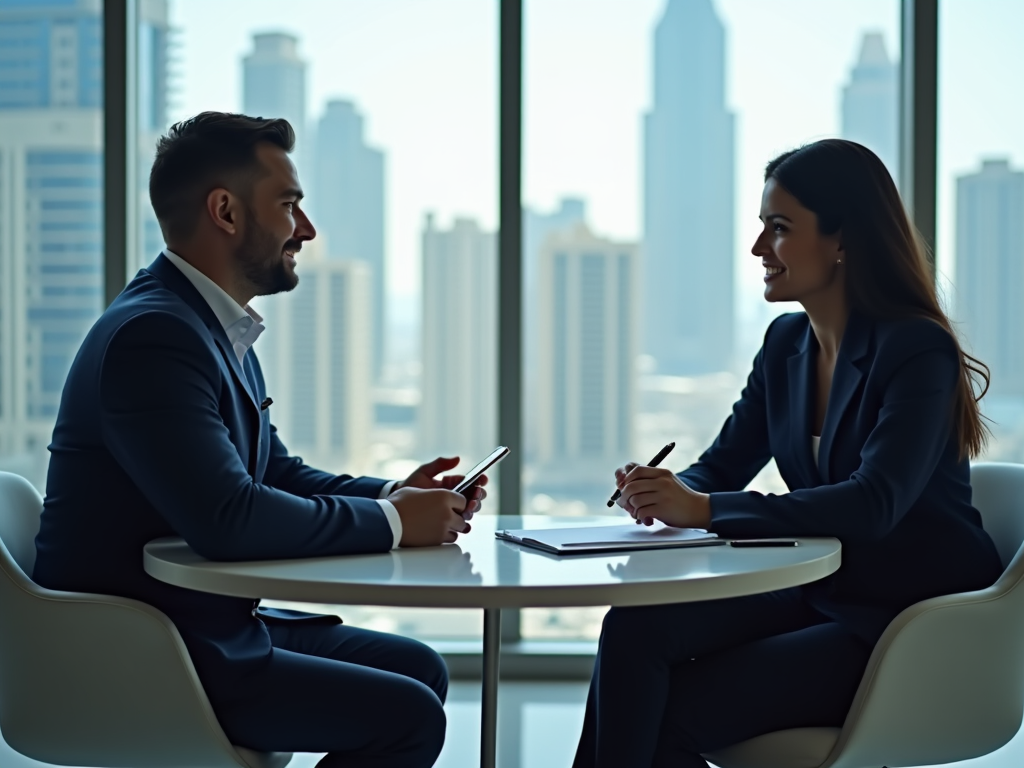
[390,486,470,547]
[615,465,712,530]
[396,456,488,520]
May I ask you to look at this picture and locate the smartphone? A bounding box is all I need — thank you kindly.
[452,446,510,495]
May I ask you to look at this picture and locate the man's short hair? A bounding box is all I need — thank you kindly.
[149,111,295,244]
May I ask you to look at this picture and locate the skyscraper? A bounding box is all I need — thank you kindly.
[243,32,307,172]
[955,159,1024,399]
[643,0,735,376]
[841,31,899,180]
[0,0,165,488]
[419,215,496,458]
[256,246,374,472]
[313,100,386,380]
[536,224,638,475]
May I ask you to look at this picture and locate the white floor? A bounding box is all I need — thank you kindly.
[3,681,1023,768]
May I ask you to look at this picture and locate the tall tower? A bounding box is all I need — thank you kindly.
[136,0,172,267]
[0,0,163,487]
[256,244,373,472]
[243,33,307,172]
[841,31,899,180]
[536,224,638,475]
[313,100,386,380]
[643,0,734,376]
[419,215,497,458]
[955,159,1024,399]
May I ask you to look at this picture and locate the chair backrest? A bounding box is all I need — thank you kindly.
[0,472,287,768]
[969,462,1024,569]
[822,461,1024,768]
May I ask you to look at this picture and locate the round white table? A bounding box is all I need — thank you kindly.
[144,515,841,768]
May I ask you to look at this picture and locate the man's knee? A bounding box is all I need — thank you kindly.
[398,679,447,765]
[403,639,449,703]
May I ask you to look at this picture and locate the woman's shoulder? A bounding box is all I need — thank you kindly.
[870,315,958,358]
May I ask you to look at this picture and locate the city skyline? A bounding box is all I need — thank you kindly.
[643,0,735,376]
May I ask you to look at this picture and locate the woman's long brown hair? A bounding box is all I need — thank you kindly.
[766,139,990,460]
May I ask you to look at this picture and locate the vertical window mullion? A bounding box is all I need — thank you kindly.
[103,0,129,306]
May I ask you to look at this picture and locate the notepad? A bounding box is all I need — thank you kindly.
[495,523,723,555]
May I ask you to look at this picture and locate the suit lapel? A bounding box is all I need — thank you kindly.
[818,311,871,482]
[787,322,820,487]
[146,254,260,415]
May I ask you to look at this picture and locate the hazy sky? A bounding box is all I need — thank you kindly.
[169,0,1024,358]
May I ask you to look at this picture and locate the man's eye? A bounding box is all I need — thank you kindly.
[285,201,295,210]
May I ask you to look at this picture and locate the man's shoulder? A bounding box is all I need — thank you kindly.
[94,269,210,347]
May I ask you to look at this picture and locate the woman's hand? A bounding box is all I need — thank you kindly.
[615,464,712,530]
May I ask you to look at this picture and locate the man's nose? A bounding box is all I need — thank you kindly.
[295,208,316,241]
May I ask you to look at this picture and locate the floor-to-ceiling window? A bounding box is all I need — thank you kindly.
[131,0,497,642]
[937,0,1024,463]
[520,0,900,641]
[0,0,104,492]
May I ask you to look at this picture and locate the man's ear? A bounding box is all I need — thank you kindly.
[206,188,240,236]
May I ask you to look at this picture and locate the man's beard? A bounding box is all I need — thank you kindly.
[236,205,299,297]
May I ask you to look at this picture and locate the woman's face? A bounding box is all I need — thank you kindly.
[752,178,844,304]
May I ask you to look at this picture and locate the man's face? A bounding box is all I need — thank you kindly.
[235,142,315,296]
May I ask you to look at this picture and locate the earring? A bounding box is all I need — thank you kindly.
[836,258,843,265]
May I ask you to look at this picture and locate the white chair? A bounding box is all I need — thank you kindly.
[0,471,291,768]
[705,461,1024,768]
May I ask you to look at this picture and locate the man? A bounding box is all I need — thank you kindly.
[34,112,483,768]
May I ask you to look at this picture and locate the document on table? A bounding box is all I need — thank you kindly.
[495,522,723,555]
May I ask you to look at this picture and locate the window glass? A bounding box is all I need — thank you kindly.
[136,0,496,641]
[0,0,104,490]
[522,0,899,640]
[937,0,1024,462]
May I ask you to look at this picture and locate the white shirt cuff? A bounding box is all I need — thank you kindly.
[378,480,398,499]
[377,499,402,550]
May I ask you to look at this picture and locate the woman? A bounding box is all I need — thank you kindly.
[572,139,1003,768]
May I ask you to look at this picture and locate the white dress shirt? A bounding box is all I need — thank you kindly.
[163,249,403,548]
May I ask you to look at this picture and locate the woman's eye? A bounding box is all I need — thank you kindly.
[773,222,787,233]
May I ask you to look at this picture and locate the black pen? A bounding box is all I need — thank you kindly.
[608,442,676,514]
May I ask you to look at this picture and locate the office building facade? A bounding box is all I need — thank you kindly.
[419,215,497,458]
[313,100,386,380]
[955,159,1024,399]
[256,249,373,472]
[536,224,638,472]
[841,31,899,180]
[643,0,735,376]
[0,0,164,487]
[243,32,307,173]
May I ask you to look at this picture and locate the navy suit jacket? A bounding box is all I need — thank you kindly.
[34,254,395,688]
[680,310,1002,644]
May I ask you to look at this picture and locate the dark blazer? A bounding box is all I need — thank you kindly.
[34,254,395,688]
[680,310,1002,644]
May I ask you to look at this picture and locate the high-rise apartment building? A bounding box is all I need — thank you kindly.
[643,0,734,376]
[313,100,386,380]
[955,159,1024,399]
[0,0,165,487]
[841,31,899,180]
[419,215,496,458]
[243,32,307,172]
[536,224,638,473]
[255,247,373,472]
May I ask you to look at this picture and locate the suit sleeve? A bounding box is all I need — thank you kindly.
[98,311,394,561]
[676,334,774,493]
[261,427,388,498]
[709,325,960,543]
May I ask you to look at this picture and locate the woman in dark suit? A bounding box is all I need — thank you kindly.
[572,139,1003,768]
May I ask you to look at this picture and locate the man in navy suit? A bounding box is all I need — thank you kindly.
[34,112,480,768]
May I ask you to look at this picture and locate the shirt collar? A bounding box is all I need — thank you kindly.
[163,249,265,362]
